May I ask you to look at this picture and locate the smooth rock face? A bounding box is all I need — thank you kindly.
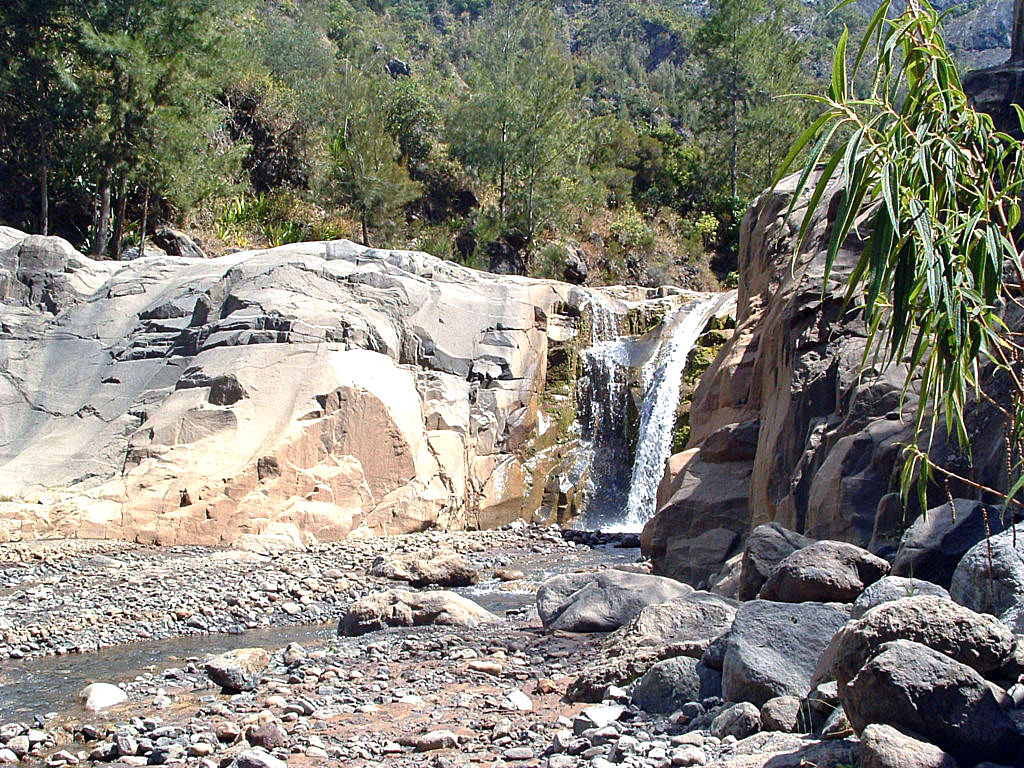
[758,540,889,603]
[369,551,480,587]
[204,648,270,693]
[851,576,950,619]
[0,231,678,546]
[816,596,1016,688]
[893,500,1012,588]
[737,524,813,601]
[843,640,1019,767]
[536,569,693,632]
[338,589,498,635]
[859,723,959,768]
[79,683,127,711]
[631,657,721,714]
[950,524,1024,632]
[721,599,849,707]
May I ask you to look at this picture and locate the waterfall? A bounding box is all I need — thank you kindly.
[613,291,736,531]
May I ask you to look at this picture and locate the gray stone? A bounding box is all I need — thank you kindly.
[235,749,287,768]
[843,640,1020,766]
[709,702,761,740]
[950,523,1024,632]
[369,552,480,587]
[759,695,805,733]
[537,569,693,632]
[204,648,269,693]
[339,589,498,635]
[859,723,959,768]
[758,540,889,603]
[851,576,950,619]
[631,657,722,715]
[738,524,814,601]
[722,600,849,706]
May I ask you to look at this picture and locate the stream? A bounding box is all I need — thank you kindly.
[0,543,637,722]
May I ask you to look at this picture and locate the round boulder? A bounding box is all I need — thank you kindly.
[851,576,950,619]
[758,540,889,603]
[859,723,959,768]
[950,523,1024,632]
[631,657,722,715]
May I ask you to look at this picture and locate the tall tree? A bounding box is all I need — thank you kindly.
[693,0,808,199]
[450,0,577,258]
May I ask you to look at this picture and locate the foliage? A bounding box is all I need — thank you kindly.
[778,0,1024,510]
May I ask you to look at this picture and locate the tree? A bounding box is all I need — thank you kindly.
[449,0,577,260]
[778,0,1024,510]
[693,0,808,199]
[326,61,421,246]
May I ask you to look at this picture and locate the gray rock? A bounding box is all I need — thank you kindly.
[536,569,693,632]
[851,576,950,619]
[859,723,959,768]
[631,657,721,714]
[759,695,805,733]
[738,524,814,601]
[815,596,1016,688]
[843,640,1020,766]
[151,227,205,260]
[204,648,269,693]
[369,552,480,587]
[710,702,761,740]
[893,500,1013,588]
[339,589,498,635]
[722,600,849,706]
[950,523,1024,632]
[758,540,889,603]
[235,749,287,768]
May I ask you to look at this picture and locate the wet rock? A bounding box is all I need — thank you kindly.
[79,683,127,711]
[758,541,889,603]
[950,523,1024,632]
[893,500,1012,588]
[738,524,814,601]
[204,648,270,693]
[537,569,693,632]
[843,640,1019,766]
[338,589,498,635]
[815,596,1015,688]
[859,723,959,768]
[632,657,721,714]
[851,576,950,619]
[722,600,849,706]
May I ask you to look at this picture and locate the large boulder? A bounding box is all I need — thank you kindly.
[816,596,1016,689]
[851,576,950,619]
[204,648,270,693]
[339,589,498,635]
[536,569,693,632]
[950,523,1024,632]
[566,590,737,702]
[721,599,849,707]
[369,551,480,587]
[738,523,813,601]
[842,640,1020,767]
[150,226,205,260]
[631,657,722,714]
[758,540,889,603]
[859,724,959,768]
[892,500,1013,588]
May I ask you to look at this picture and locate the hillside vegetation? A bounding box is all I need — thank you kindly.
[0,0,1010,288]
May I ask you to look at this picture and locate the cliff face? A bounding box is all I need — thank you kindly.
[642,172,1011,586]
[0,229,684,550]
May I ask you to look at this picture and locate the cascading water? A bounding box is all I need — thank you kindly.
[614,291,736,530]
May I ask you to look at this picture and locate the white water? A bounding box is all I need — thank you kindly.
[612,291,736,531]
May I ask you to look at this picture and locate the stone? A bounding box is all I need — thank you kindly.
[722,600,849,706]
[415,730,458,751]
[815,596,1016,688]
[204,648,270,693]
[851,575,950,619]
[369,551,480,587]
[502,690,532,711]
[738,524,814,601]
[758,540,889,603]
[338,589,498,635]
[536,569,693,632]
[244,723,287,750]
[79,683,127,711]
[235,748,287,768]
[759,696,804,733]
[5,736,29,758]
[710,702,761,740]
[632,657,722,714]
[950,523,1024,632]
[671,746,708,766]
[893,500,1014,588]
[150,227,205,260]
[859,723,959,768]
[843,640,1020,766]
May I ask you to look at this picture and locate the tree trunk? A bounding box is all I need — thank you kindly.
[93,164,113,257]
[38,156,49,236]
[1013,0,1024,62]
[111,176,128,260]
[499,121,508,224]
[139,181,150,256]
[361,209,369,247]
